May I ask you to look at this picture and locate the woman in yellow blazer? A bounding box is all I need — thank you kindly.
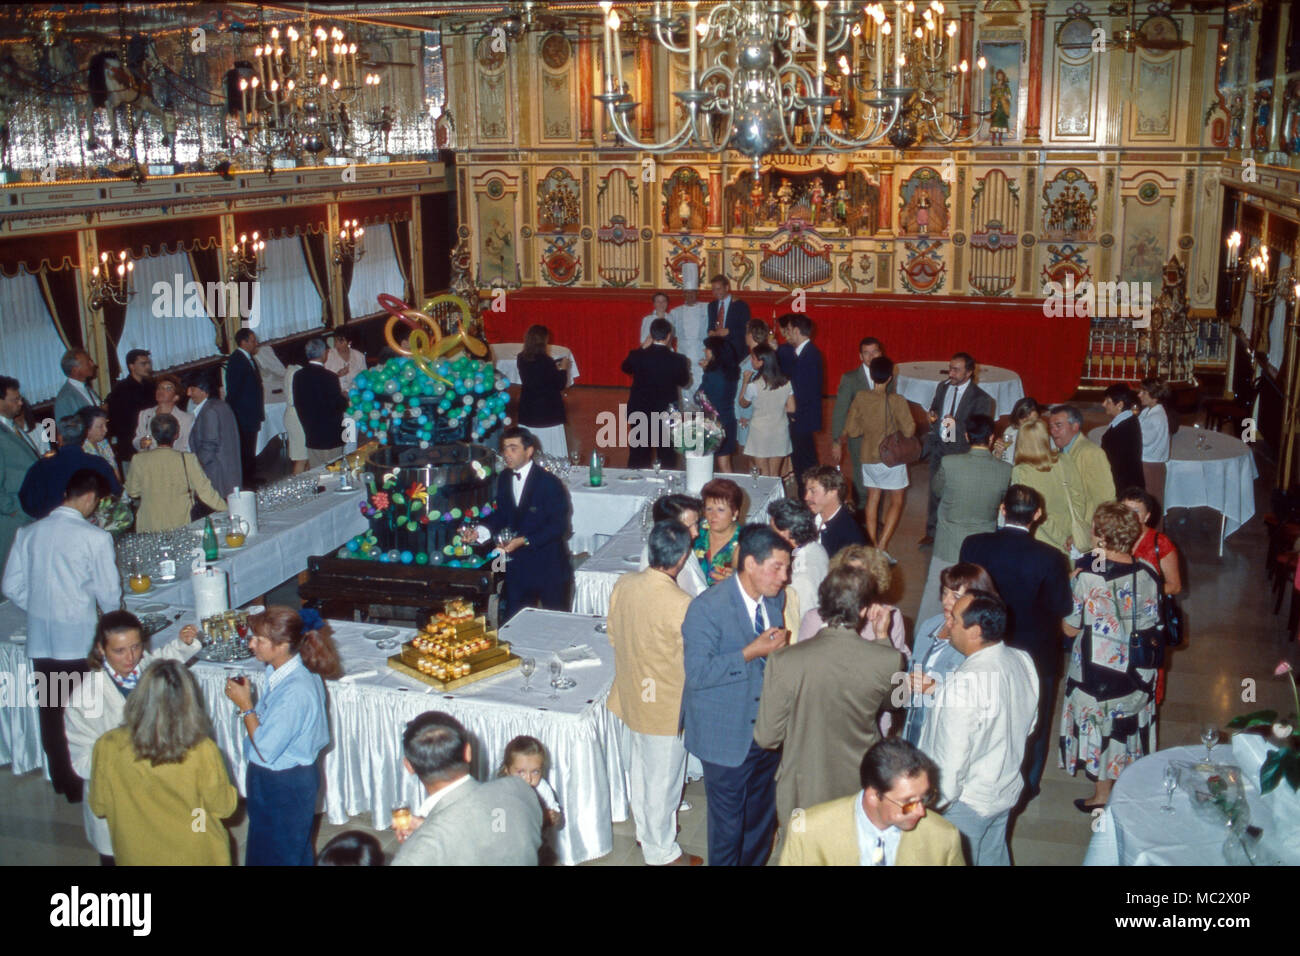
[125,413,227,532]
[89,658,238,866]
[1010,419,1086,555]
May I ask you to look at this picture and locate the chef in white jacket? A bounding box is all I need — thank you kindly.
[669,262,709,399]
[2,468,121,801]
[64,611,202,861]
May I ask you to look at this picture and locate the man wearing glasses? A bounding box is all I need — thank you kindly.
[779,738,964,866]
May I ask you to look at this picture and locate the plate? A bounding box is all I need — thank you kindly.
[335,486,359,495]
[619,474,644,481]
[376,638,400,651]
[9,632,25,644]
[622,554,642,564]
[135,602,169,613]
[221,543,247,552]
[585,482,609,489]
[365,627,399,642]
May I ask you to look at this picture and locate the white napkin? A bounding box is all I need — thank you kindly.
[555,644,601,669]
[337,669,378,684]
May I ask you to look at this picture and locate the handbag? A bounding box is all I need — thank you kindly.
[1153,533,1184,647]
[878,394,922,468]
[1126,567,1167,670]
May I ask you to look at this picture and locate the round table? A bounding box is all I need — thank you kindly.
[1083,744,1300,866]
[893,361,1025,418]
[1088,425,1258,555]
[491,343,580,387]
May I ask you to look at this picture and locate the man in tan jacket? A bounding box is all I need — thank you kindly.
[606,520,701,866]
[755,565,901,827]
[780,738,965,866]
[1048,404,1115,553]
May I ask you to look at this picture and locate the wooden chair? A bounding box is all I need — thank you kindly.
[1202,374,1258,434]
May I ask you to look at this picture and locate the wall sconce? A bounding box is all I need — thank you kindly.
[88,250,135,311]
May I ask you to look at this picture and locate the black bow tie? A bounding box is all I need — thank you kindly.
[514,471,523,480]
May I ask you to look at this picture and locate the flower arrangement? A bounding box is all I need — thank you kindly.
[94,495,135,535]
[669,399,726,456]
[1227,660,1300,793]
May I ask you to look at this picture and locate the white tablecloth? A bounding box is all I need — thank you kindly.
[492,343,579,387]
[0,605,626,866]
[1088,425,1258,539]
[0,601,45,777]
[1083,744,1300,866]
[894,361,1025,418]
[122,471,368,610]
[256,402,287,455]
[572,474,785,616]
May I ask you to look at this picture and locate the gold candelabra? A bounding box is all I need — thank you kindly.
[333,219,366,266]
[88,250,135,311]
[226,232,266,283]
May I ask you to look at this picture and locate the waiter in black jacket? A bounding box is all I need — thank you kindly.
[1100,384,1145,491]
[104,349,154,470]
[293,338,349,468]
[225,328,265,487]
[622,318,691,469]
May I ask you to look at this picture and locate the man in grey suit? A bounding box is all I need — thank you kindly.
[392,711,542,866]
[184,370,242,500]
[0,376,39,568]
[53,349,102,422]
[920,352,994,545]
[829,337,884,510]
[916,414,1011,625]
[682,524,791,866]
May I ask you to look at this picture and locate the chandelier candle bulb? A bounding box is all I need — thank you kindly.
[816,1,827,94]
[600,2,614,90]
[688,1,699,88]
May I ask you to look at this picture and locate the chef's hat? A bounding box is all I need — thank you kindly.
[681,261,699,290]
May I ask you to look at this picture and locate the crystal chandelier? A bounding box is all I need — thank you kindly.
[597,0,978,170]
[333,219,367,266]
[231,17,391,170]
[88,250,135,311]
[226,232,266,283]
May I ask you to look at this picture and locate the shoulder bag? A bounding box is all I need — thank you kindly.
[1152,534,1183,647]
[1127,566,1167,669]
[878,394,923,468]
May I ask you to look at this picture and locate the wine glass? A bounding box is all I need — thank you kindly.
[496,527,515,562]
[548,658,562,699]
[519,656,535,692]
[569,446,581,468]
[1161,764,1178,813]
[652,459,662,478]
[1200,723,1219,763]
[749,463,761,489]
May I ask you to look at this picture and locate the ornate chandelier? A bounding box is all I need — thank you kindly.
[333,219,367,266]
[226,232,266,284]
[88,250,135,311]
[597,0,979,170]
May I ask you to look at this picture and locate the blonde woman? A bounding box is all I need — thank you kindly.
[1011,419,1087,555]
[796,543,905,657]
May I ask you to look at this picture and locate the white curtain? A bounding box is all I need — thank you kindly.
[1267,252,1288,372]
[0,270,67,403]
[346,224,405,319]
[117,251,221,371]
[248,235,324,341]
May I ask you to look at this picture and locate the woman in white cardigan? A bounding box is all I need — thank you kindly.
[65,610,201,865]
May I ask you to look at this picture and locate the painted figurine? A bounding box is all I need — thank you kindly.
[809,177,826,225]
[776,177,794,222]
[989,69,1012,146]
[834,179,850,224]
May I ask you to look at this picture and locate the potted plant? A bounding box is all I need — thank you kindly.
[1227,661,1300,794]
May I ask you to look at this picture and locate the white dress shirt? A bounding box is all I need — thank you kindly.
[734,573,768,632]
[2,505,121,659]
[510,460,533,505]
[795,339,809,358]
[853,791,903,865]
[942,380,968,418]
[1138,404,1170,463]
[814,506,842,533]
[927,641,1039,816]
[417,772,473,817]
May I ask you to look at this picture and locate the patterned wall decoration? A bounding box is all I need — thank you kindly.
[968,169,1021,296]
[595,168,642,287]
[1040,243,1091,292]
[729,251,754,291]
[1041,168,1097,242]
[662,167,709,233]
[1052,7,1099,139]
[664,235,705,288]
[898,168,951,237]
[1130,29,1181,142]
[473,169,521,288]
[838,253,875,294]
[1120,174,1175,286]
[723,161,877,236]
[899,240,947,294]
[538,32,574,141]
[536,167,581,234]
[758,225,833,289]
[540,235,583,286]
[474,35,511,142]
[982,38,1024,146]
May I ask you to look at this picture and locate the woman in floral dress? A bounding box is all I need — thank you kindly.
[1060,502,1163,812]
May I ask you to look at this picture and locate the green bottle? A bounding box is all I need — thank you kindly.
[203,516,219,562]
[589,450,603,487]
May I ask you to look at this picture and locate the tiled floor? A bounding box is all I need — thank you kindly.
[1,389,1291,866]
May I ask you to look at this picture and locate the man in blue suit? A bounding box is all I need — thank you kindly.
[706,274,751,364]
[682,524,792,865]
[225,328,265,489]
[479,426,573,623]
[19,414,120,520]
[780,314,824,484]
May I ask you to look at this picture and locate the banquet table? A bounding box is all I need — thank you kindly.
[1088,425,1258,555]
[255,401,287,456]
[1082,744,1300,866]
[492,343,579,387]
[121,470,367,610]
[572,473,785,616]
[0,604,626,865]
[894,361,1026,419]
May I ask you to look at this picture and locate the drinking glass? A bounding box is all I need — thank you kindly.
[750,463,761,488]
[1201,723,1219,763]
[569,447,582,468]
[1162,764,1178,813]
[548,658,562,698]
[496,527,515,562]
[652,459,662,478]
[520,656,536,692]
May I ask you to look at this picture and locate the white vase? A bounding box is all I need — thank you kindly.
[685,451,713,495]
